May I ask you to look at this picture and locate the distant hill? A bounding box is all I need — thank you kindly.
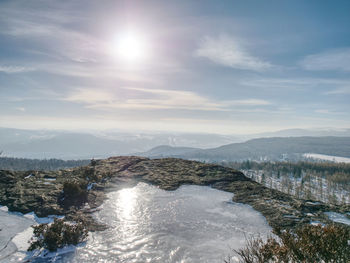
[0,127,237,159]
[139,145,200,157]
[246,128,350,139]
[142,136,350,162]
[1,133,136,159]
[1,127,350,160]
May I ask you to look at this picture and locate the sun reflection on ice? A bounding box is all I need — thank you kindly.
[115,186,143,243]
[117,187,137,221]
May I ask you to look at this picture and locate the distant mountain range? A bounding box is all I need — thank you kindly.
[140,137,350,162]
[0,127,237,159]
[243,128,350,139]
[1,127,349,160]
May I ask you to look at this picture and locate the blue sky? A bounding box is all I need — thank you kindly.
[0,0,350,134]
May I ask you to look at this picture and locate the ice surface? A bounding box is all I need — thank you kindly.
[0,207,64,262]
[0,210,34,261]
[63,183,271,263]
[2,184,273,263]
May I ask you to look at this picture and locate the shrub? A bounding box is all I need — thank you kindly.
[61,180,88,207]
[227,224,350,263]
[28,218,88,252]
[84,166,100,182]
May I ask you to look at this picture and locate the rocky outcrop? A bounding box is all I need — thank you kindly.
[0,156,348,232]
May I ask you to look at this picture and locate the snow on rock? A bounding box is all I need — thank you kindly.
[325,212,350,226]
[0,209,34,261]
[0,205,64,261]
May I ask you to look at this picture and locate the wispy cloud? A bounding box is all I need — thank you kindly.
[0,2,185,79]
[228,99,271,106]
[315,109,331,114]
[1,1,349,133]
[194,35,272,71]
[15,107,26,112]
[0,65,35,73]
[242,77,350,94]
[64,88,115,103]
[63,87,271,112]
[314,109,346,115]
[325,87,350,95]
[300,48,350,72]
[64,87,224,111]
[0,2,109,67]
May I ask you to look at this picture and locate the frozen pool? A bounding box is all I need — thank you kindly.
[5,183,272,263]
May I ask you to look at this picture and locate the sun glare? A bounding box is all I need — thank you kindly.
[113,31,147,62]
[118,187,137,220]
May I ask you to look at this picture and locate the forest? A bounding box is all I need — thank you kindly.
[1,154,349,205]
[222,160,350,205]
[0,156,89,171]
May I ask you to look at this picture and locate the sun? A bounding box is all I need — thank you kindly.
[112,31,147,62]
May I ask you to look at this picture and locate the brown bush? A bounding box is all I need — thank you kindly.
[61,180,88,207]
[227,224,350,263]
[28,218,88,252]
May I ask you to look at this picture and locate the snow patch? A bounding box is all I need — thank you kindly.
[303,153,350,163]
[325,212,350,226]
[310,221,325,226]
[87,182,96,190]
[0,205,65,261]
[44,178,56,181]
[0,205,8,212]
[23,211,64,224]
[24,174,34,179]
[11,227,33,251]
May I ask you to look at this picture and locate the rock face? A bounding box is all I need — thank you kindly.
[0,156,348,231]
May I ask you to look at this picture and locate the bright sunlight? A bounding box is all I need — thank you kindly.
[112,30,148,62]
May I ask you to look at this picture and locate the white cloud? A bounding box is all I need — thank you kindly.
[315,109,331,114]
[0,4,108,65]
[64,88,115,103]
[67,87,225,111]
[242,77,350,95]
[0,3,185,79]
[300,48,350,71]
[325,87,350,95]
[124,87,227,111]
[228,99,271,106]
[15,107,26,112]
[0,65,35,73]
[314,109,345,115]
[63,87,271,112]
[194,35,272,71]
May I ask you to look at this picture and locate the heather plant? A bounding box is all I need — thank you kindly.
[226,224,350,263]
[61,180,88,207]
[28,218,88,252]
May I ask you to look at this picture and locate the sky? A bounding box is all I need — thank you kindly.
[0,0,350,134]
